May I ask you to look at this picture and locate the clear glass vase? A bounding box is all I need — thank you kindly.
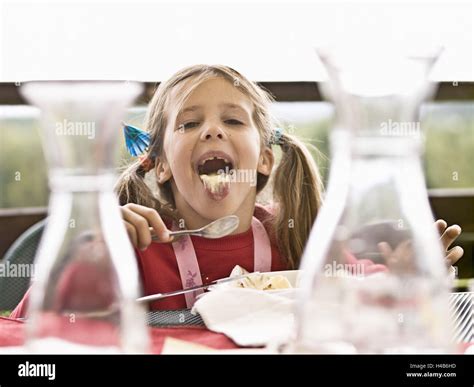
[291,47,453,354]
[20,82,150,353]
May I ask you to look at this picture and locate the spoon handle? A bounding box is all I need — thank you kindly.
[150,228,201,242]
[168,229,202,238]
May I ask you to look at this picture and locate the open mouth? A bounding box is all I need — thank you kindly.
[196,154,234,199]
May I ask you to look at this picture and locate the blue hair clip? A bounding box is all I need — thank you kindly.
[122,122,151,157]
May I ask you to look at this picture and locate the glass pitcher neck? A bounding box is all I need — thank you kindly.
[49,172,117,192]
[330,128,423,158]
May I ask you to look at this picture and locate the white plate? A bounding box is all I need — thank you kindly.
[213,270,302,292]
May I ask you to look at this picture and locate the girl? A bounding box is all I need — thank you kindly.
[116,64,323,310]
[10,64,463,317]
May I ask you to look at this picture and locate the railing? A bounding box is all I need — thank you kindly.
[1,82,474,104]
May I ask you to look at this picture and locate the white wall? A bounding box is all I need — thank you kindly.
[0,0,472,81]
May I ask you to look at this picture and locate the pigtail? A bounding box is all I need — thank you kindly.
[272,132,324,269]
[114,157,177,221]
[116,159,153,206]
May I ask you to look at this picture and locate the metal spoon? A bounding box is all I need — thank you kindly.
[151,215,239,242]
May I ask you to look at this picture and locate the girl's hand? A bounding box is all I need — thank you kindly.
[378,219,464,271]
[120,203,173,250]
[435,219,464,267]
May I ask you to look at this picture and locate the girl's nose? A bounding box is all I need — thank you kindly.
[200,123,226,141]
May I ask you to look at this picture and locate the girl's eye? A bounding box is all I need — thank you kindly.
[224,119,244,126]
[180,122,200,130]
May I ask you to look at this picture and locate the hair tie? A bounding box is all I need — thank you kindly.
[138,154,155,172]
[269,127,283,146]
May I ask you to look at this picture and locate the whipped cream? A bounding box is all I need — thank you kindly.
[199,173,230,194]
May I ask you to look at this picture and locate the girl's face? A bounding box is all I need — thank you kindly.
[156,77,273,224]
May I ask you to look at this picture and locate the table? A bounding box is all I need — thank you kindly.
[0,316,238,354]
[0,292,472,353]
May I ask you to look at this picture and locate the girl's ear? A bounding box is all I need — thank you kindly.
[257,148,274,176]
[156,159,172,184]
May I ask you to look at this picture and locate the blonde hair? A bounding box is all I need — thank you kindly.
[115,64,323,269]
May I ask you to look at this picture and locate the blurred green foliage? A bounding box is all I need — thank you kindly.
[0,118,48,207]
[423,103,474,188]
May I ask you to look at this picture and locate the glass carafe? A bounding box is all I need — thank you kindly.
[291,47,453,353]
[21,82,150,353]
